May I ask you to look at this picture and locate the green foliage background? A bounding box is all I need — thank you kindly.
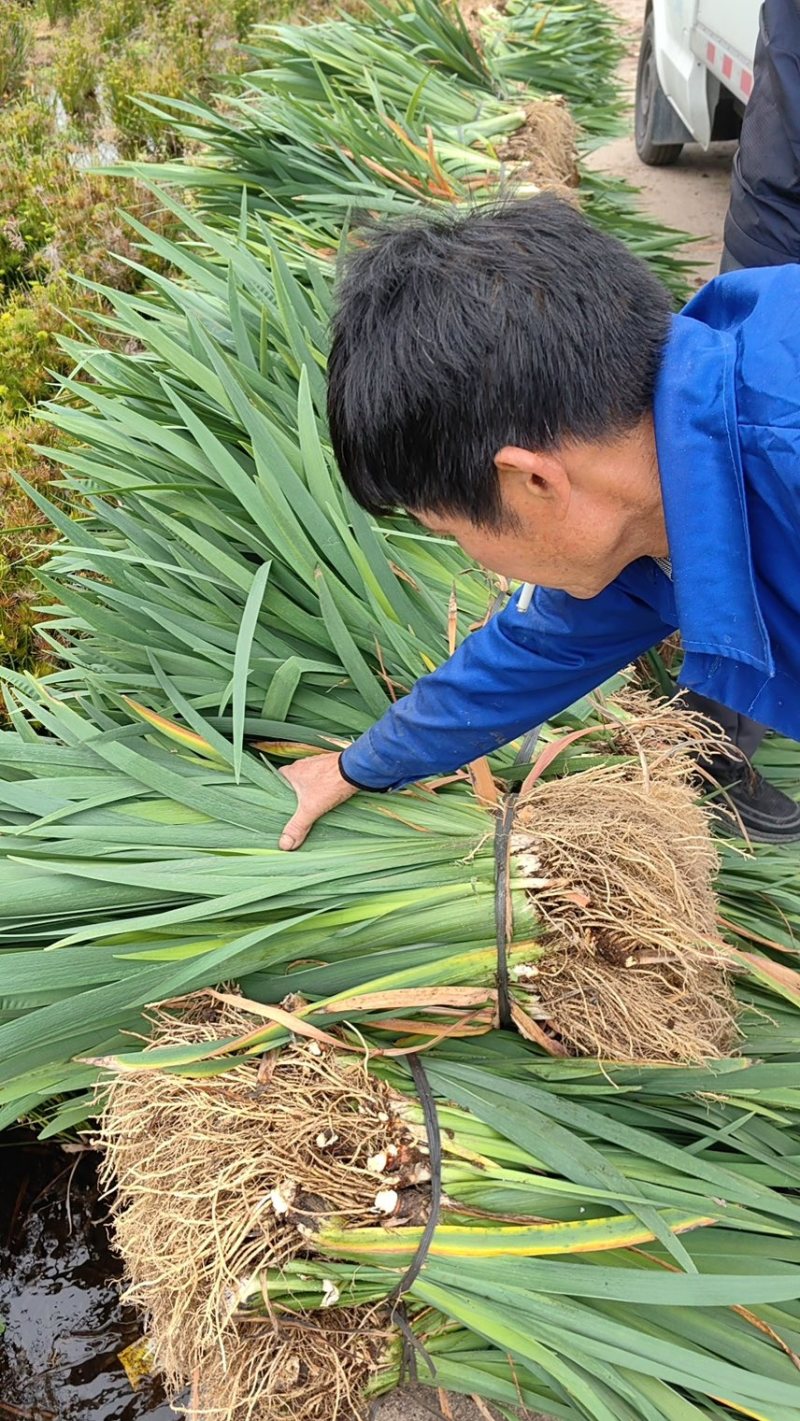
[0,0,293,673]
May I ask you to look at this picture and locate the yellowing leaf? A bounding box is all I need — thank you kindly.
[122,698,227,763]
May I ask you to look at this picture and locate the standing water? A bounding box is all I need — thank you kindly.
[0,1134,174,1420]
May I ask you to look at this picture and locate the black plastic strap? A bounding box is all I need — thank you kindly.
[515,725,542,767]
[387,1052,442,1382]
[389,1053,442,1301]
[492,724,542,1031]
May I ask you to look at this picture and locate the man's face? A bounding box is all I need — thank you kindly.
[414,444,641,600]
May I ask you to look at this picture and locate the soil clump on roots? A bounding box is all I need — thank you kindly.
[511,694,739,1061]
[98,1000,414,1421]
[497,97,580,190]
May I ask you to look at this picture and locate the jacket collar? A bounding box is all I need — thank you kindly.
[653,312,774,675]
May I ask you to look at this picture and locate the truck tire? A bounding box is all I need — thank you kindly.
[635,13,684,166]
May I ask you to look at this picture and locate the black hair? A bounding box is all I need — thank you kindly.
[327,195,672,526]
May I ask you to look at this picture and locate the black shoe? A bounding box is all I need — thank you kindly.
[705,757,800,844]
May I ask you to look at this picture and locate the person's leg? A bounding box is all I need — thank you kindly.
[691,1,800,839]
[682,690,800,842]
[718,246,745,274]
[682,690,766,758]
[722,0,800,271]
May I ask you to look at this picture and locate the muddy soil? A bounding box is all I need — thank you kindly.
[0,1136,172,1421]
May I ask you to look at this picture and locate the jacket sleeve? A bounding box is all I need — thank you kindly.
[339,571,676,790]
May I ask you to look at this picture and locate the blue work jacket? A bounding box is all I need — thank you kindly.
[340,266,800,791]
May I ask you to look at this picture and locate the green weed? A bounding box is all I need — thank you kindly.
[42,0,83,22]
[0,420,67,677]
[97,0,147,46]
[0,5,33,103]
[53,20,101,118]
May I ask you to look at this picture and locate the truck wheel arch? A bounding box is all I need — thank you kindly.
[642,1,719,148]
[635,7,693,163]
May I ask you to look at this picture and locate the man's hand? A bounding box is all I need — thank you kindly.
[279,752,358,850]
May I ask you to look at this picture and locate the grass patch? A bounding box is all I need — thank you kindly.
[0,0,294,677]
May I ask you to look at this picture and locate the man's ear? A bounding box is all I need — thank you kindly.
[494,446,570,508]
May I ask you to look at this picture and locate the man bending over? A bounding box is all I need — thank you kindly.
[279,196,800,847]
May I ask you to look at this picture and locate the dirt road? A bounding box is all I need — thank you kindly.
[584,0,736,284]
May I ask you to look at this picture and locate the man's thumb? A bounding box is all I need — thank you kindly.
[279,808,311,851]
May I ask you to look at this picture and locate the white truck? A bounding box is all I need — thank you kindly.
[634,1,762,165]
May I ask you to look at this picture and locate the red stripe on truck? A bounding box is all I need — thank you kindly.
[707,40,716,63]
[722,53,733,79]
[741,68,753,96]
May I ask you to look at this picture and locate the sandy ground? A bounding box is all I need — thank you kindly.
[584,0,736,286]
[376,1384,505,1421]
[376,9,736,1420]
